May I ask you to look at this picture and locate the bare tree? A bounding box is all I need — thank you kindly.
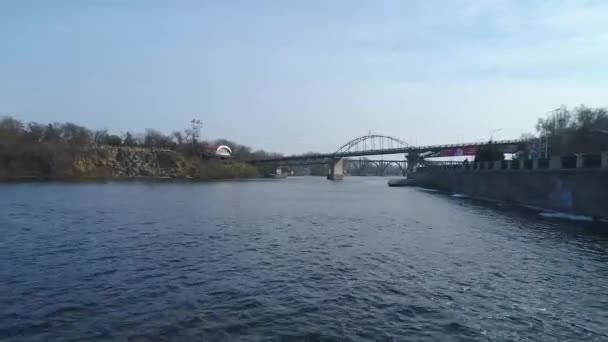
[143,129,174,149]
[123,132,137,146]
[93,129,109,146]
[171,131,184,145]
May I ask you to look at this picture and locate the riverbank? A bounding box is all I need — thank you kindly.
[414,168,608,220]
[0,175,267,183]
[0,147,260,181]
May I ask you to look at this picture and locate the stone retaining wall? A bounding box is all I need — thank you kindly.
[415,154,608,218]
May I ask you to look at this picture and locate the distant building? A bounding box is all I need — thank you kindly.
[215,145,232,158]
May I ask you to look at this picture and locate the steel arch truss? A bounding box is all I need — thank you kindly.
[335,135,410,154]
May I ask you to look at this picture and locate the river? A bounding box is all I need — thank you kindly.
[1,177,607,341]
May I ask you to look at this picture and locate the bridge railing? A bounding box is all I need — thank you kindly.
[419,152,608,172]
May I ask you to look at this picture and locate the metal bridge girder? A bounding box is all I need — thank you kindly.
[248,135,526,165]
[334,134,410,154]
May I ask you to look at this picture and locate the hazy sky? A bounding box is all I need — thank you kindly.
[1,1,607,153]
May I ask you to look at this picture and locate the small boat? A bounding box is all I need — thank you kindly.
[387,178,417,187]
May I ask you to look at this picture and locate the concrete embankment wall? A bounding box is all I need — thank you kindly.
[415,169,608,219]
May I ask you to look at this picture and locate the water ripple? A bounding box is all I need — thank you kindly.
[1,179,608,341]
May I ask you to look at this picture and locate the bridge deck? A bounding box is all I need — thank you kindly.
[250,139,524,164]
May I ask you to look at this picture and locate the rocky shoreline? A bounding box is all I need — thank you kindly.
[0,147,260,181]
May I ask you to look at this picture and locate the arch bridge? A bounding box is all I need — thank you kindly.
[344,159,408,177]
[249,134,524,180]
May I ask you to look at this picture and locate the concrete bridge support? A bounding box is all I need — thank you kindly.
[406,153,419,172]
[327,158,344,180]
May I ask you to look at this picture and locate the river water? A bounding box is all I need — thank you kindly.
[1,177,607,341]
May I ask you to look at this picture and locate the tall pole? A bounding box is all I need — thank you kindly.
[190,119,203,150]
[490,128,502,141]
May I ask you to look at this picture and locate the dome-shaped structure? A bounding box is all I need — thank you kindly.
[215,145,232,158]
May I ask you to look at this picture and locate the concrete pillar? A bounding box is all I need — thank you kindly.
[550,156,562,169]
[507,160,513,170]
[602,152,608,169]
[532,158,539,169]
[494,161,502,170]
[576,154,584,169]
[327,158,344,180]
[519,159,525,170]
[406,153,419,172]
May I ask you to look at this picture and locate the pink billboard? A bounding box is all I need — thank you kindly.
[439,144,519,157]
[439,147,478,157]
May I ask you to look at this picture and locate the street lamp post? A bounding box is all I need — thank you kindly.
[490,128,502,141]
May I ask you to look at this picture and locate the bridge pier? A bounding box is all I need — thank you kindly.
[327,158,344,180]
[406,153,419,172]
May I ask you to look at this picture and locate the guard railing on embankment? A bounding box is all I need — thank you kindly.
[420,152,608,172]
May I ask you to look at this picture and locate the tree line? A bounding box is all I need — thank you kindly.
[0,117,281,161]
[535,105,608,155]
[0,116,285,179]
[475,105,608,162]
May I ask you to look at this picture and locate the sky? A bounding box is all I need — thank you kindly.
[1,0,607,154]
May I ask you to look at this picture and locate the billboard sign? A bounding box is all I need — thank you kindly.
[440,144,519,157]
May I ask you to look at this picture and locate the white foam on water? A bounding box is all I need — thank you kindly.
[539,211,594,222]
[451,193,468,198]
[417,187,440,192]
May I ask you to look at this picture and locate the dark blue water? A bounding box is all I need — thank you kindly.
[1,177,608,341]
